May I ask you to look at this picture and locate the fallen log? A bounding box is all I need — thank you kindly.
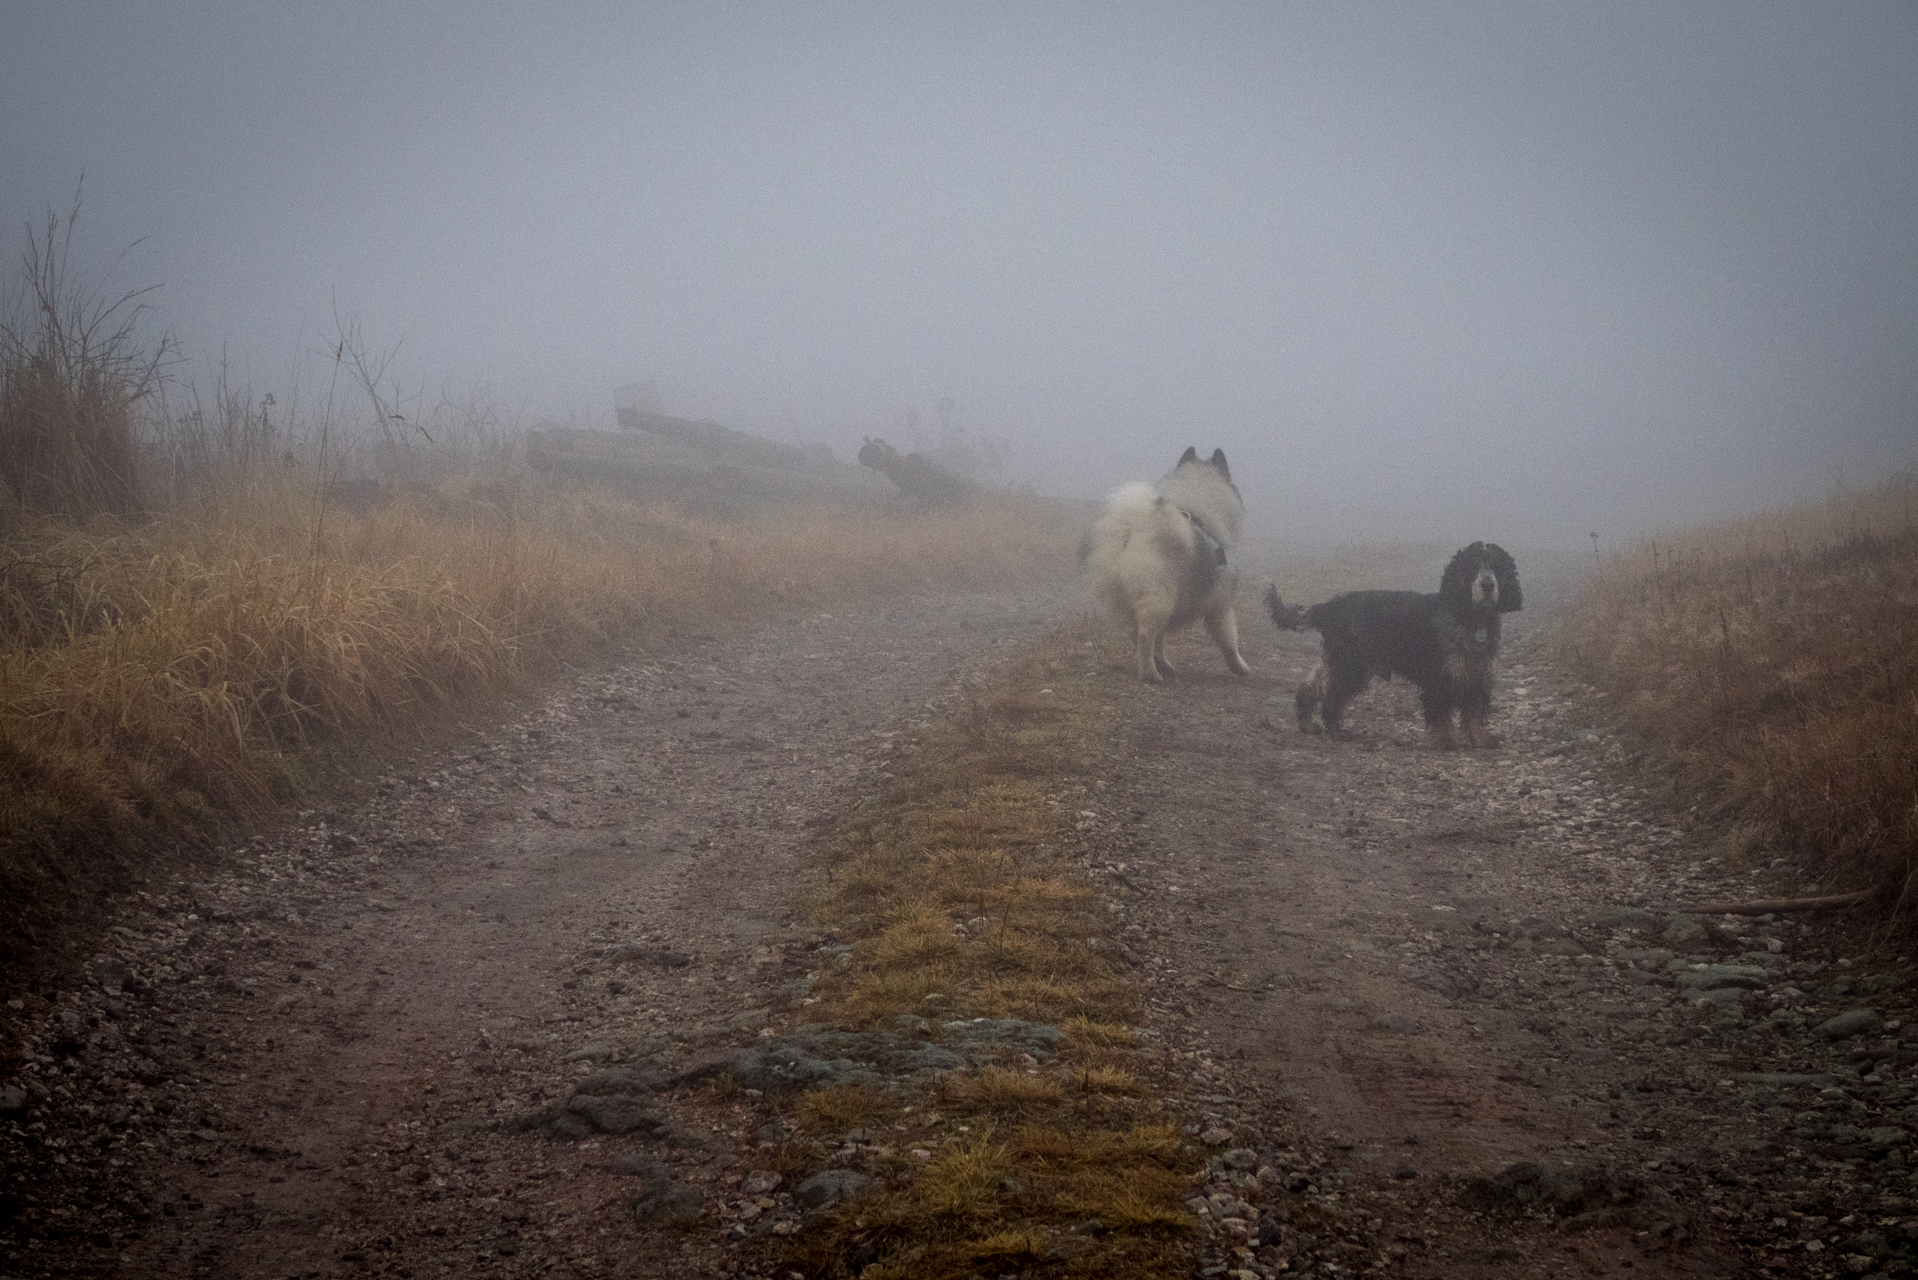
[1679,889,1872,916]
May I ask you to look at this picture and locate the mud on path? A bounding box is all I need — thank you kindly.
[3,561,1915,1279]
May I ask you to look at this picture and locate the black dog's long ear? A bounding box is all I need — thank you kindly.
[1178,445,1198,465]
[1483,542,1522,612]
[1209,448,1231,481]
[1439,542,1484,609]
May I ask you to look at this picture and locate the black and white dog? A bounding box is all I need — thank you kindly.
[1265,542,1522,748]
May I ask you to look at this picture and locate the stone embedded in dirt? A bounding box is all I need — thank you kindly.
[1583,906,1655,931]
[1690,987,1748,1010]
[606,943,694,968]
[548,1112,595,1141]
[1731,1071,1837,1086]
[436,1116,493,1142]
[727,1007,772,1031]
[1457,1161,1688,1241]
[1815,1008,1883,1040]
[566,1094,672,1136]
[673,1016,1068,1092]
[1199,1127,1235,1146]
[576,1065,669,1095]
[630,1174,705,1226]
[607,1151,674,1179]
[794,1169,874,1210]
[88,955,132,993]
[563,1042,619,1063]
[740,1169,782,1195]
[1660,915,1711,949]
[1675,964,1772,991]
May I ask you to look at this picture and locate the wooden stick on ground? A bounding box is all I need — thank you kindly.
[1680,889,1872,916]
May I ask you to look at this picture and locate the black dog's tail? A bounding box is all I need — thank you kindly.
[1264,583,1309,631]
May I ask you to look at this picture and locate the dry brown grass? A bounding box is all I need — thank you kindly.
[0,473,1083,976]
[778,622,1201,1279]
[795,1084,902,1137]
[1557,473,1918,910]
[941,1066,1067,1115]
[793,1118,1198,1280]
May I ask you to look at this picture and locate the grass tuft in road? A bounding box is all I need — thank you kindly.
[775,620,1201,1280]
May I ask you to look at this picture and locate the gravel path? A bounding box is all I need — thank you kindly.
[0,589,1066,1279]
[1090,554,1917,1279]
[2,557,1913,1280]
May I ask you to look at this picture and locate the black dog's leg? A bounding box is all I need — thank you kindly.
[1319,665,1370,739]
[1458,671,1498,747]
[1419,681,1460,749]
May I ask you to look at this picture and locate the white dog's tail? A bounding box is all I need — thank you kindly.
[1103,480,1158,512]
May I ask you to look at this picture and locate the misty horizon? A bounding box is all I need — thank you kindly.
[3,2,1913,548]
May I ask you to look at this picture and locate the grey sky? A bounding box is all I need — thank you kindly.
[4,2,1914,545]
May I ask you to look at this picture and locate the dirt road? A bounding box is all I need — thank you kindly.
[2,558,1912,1279]
[1100,556,1914,1278]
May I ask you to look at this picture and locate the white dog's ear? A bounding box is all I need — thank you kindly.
[1178,445,1199,465]
[1209,448,1230,480]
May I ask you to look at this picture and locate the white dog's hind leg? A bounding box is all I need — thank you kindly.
[1296,662,1328,733]
[1204,605,1252,677]
[1151,633,1175,678]
[1133,604,1175,682]
[1134,628,1168,682]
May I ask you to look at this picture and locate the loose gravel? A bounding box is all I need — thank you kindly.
[2,557,1913,1280]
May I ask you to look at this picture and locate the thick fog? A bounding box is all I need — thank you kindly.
[3,3,1913,546]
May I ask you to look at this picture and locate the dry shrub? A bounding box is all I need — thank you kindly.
[915,1132,1017,1224]
[0,195,167,523]
[941,1066,1066,1115]
[1074,1065,1147,1096]
[1557,473,1918,908]
[868,903,970,971]
[794,1084,898,1136]
[1062,1016,1140,1049]
[964,1229,1050,1263]
[799,1121,1199,1280]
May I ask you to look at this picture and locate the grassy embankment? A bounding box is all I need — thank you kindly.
[1557,474,1918,912]
[0,478,1081,977]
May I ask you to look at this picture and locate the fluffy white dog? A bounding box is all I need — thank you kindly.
[1080,447,1252,683]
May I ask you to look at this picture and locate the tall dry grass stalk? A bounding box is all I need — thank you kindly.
[1557,473,1918,909]
[0,474,1083,970]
